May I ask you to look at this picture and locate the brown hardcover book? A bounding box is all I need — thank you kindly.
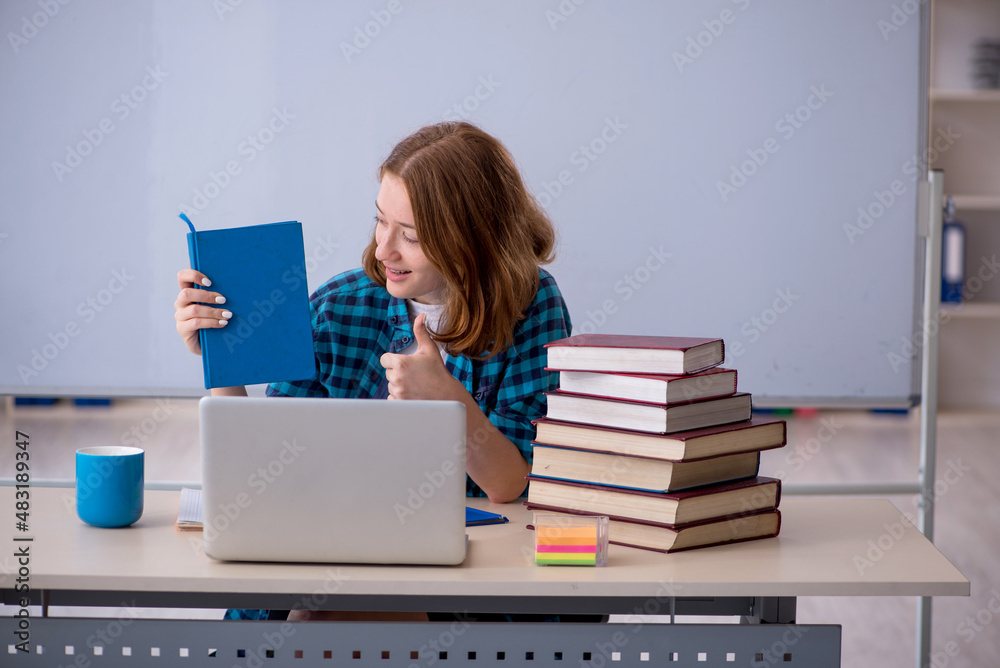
[525,475,781,526]
[532,417,786,462]
[525,503,781,553]
[544,391,752,434]
[529,445,761,492]
[544,334,724,375]
[553,367,737,405]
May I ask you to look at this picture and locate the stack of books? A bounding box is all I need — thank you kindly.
[525,334,786,554]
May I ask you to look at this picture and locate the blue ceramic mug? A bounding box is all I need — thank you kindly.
[76,447,144,528]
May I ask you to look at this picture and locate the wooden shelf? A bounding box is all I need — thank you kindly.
[940,302,1000,319]
[931,88,1000,103]
[948,194,1000,211]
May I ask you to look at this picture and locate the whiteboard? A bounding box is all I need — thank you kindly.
[0,0,926,406]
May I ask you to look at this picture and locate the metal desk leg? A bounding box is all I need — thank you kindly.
[740,596,797,624]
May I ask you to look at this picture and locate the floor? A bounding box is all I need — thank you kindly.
[763,408,1000,668]
[1,398,997,667]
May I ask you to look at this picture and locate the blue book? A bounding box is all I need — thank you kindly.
[465,507,509,526]
[183,216,315,389]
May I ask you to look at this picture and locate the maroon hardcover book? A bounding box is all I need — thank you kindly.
[525,503,782,553]
[544,334,725,375]
[529,444,762,492]
[543,391,752,434]
[545,334,723,351]
[525,475,781,525]
[530,416,787,461]
[530,440,777,464]
[551,367,738,405]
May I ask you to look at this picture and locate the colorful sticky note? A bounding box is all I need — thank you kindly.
[533,513,609,567]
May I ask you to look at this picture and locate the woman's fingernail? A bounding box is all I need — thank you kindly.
[202,278,212,287]
[222,311,232,319]
[219,319,228,326]
[215,296,226,304]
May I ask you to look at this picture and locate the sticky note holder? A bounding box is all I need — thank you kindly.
[533,513,609,566]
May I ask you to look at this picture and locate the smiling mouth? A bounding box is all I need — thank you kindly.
[386,268,411,275]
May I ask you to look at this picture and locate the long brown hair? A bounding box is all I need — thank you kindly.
[362,122,556,359]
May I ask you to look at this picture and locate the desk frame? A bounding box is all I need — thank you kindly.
[0,489,967,668]
[2,616,843,667]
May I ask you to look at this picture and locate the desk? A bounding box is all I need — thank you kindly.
[0,488,968,666]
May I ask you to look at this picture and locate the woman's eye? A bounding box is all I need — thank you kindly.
[374,214,416,243]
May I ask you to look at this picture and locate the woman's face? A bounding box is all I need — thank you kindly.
[373,173,448,305]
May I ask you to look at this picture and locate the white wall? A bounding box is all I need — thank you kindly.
[0,0,925,405]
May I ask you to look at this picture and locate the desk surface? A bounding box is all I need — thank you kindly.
[0,488,968,600]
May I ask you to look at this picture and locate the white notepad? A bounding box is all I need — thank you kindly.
[176,487,203,531]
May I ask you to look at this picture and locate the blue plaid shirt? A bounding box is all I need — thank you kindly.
[267,266,571,498]
[227,269,570,622]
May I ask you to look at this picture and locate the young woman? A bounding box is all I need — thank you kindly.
[174,122,572,620]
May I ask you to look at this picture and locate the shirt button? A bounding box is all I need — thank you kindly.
[402,336,410,344]
[390,316,398,324]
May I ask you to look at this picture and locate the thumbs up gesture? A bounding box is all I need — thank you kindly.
[379,313,463,401]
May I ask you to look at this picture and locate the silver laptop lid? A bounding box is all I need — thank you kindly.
[200,396,467,565]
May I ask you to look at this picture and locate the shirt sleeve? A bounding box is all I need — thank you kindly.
[488,273,571,473]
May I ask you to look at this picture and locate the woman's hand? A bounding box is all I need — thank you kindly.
[379,313,463,401]
[174,269,232,356]
[381,312,530,502]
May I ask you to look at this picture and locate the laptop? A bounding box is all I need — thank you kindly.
[199,396,468,565]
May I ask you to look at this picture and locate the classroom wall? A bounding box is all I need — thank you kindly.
[0,1,926,406]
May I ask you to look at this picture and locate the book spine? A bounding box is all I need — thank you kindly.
[186,232,211,389]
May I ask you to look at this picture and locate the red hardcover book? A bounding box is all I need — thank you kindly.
[525,475,781,525]
[544,334,725,375]
[553,367,737,405]
[531,416,787,462]
[525,503,781,553]
[544,391,752,434]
